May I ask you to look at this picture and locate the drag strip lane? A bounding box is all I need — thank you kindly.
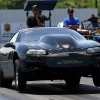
[0,77,100,100]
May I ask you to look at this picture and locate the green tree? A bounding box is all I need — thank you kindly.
[55,0,100,17]
[0,0,100,17]
[0,0,27,9]
[7,0,27,9]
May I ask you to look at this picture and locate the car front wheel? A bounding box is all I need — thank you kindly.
[14,60,26,91]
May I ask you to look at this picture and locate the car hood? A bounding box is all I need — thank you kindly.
[77,40,100,48]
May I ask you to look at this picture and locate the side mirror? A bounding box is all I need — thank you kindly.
[4,42,15,48]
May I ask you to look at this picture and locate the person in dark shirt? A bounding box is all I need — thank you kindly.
[26,5,44,28]
[82,14,99,27]
[39,10,51,23]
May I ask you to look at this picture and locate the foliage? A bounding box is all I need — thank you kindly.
[55,0,100,17]
[0,0,98,10]
[55,0,96,8]
[0,0,99,16]
[0,0,27,9]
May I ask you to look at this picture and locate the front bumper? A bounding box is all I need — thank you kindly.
[19,52,100,71]
[18,52,100,80]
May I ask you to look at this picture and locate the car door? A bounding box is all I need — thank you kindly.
[0,32,19,78]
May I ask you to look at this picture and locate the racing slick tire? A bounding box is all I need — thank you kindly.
[64,76,81,86]
[0,69,12,88]
[92,69,100,87]
[14,60,26,91]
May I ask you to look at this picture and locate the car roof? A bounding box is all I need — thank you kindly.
[57,21,82,29]
[19,27,66,33]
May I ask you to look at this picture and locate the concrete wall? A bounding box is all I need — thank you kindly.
[0,8,98,25]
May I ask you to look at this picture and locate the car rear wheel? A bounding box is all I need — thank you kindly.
[4,79,13,88]
[92,69,100,87]
[0,69,12,88]
[64,76,81,86]
[0,69,5,87]
[14,60,26,91]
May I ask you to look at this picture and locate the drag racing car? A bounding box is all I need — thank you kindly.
[1,27,100,91]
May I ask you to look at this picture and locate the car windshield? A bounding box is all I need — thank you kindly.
[20,28,86,42]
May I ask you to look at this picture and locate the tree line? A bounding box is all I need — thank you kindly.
[0,0,98,9]
[0,0,27,9]
[0,0,99,16]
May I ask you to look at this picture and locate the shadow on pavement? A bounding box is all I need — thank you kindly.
[11,83,100,95]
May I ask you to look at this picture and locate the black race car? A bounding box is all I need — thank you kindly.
[1,27,100,91]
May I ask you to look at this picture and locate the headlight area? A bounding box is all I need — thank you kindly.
[25,49,48,69]
[86,47,100,54]
[26,49,47,55]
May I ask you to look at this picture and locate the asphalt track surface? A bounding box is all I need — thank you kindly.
[0,77,100,100]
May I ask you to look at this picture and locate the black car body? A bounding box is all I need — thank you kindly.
[1,27,100,91]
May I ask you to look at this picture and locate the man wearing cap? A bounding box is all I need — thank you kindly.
[82,14,99,27]
[26,5,44,28]
[63,8,80,31]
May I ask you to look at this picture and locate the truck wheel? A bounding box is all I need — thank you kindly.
[0,69,12,88]
[65,76,81,86]
[14,60,26,91]
[92,69,100,87]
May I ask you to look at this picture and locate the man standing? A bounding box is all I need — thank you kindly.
[39,10,51,23]
[26,5,44,28]
[63,8,80,31]
[82,14,98,27]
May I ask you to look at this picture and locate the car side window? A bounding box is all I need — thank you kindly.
[10,32,19,42]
